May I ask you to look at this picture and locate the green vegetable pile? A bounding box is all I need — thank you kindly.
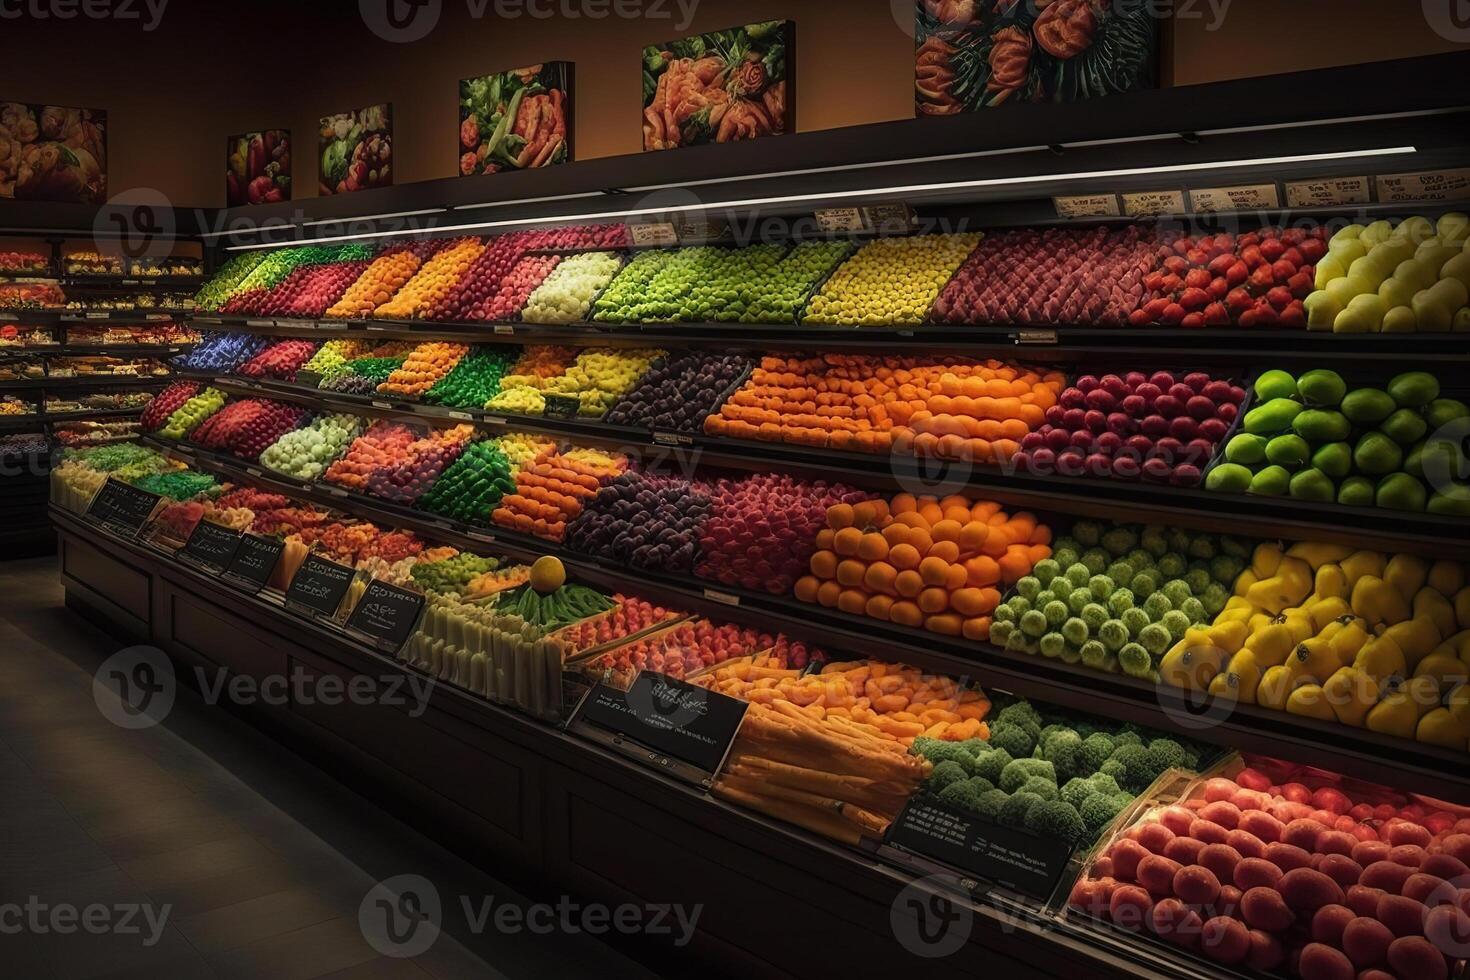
[410,552,501,595]
[739,241,853,323]
[989,522,1253,680]
[64,442,168,473]
[423,347,516,408]
[416,441,517,525]
[130,470,220,501]
[346,356,406,383]
[591,251,674,322]
[194,253,266,312]
[500,582,614,630]
[913,700,1207,847]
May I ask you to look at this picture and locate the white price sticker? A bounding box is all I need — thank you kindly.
[1375,169,1470,204]
[1121,190,1185,217]
[1053,194,1121,219]
[628,222,679,247]
[1189,184,1281,213]
[1284,177,1370,208]
[814,208,867,234]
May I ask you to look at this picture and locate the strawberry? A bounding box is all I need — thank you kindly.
[1225,287,1254,313]
[1279,303,1306,329]
[1160,302,1185,325]
[1163,255,1190,275]
[1180,287,1211,311]
[1162,273,1185,294]
[1144,271,1166,292]
[1271,259,1297,282]
[1128,308,1152,326]
[1266,285,1294,310]
[1241,244,1265,268]
[1208,276,1230,299]
[1238,231,1261,249]
[1207,253,1236,275]
[1180,312,1205,329]
[1226,261,1249,286]
[1249,264,1276,291]
[1260,238,1286,262]
[1298,238,1327,263]
[1287,271,1314,298]
[1143,297,1169,318]
[1280,246,1305,269]
[1238,308,1260,328]
[1184,267,1212,289]
[1253,303,1279,326]
[1185,248,1210,266]
[1203,301,1230,325]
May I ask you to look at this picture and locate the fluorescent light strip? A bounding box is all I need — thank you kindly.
[302,208,448,227]
[451,191,606,213]
[223,146,1416,251]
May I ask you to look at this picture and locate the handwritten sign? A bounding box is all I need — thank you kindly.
[1121,190,1185,217]
[344,580,425,653]
[1053,194,1121,219]
[180,521,242,571]
[223,534,284,594]
[574,671,748,778]
[284,554,355,618]
[86,479,161,538]
[885,797,1074,901]
[1189,184,1281,213]
[1375,169,1470,204]
[1284,177,1370,208]
[628,222,679,247]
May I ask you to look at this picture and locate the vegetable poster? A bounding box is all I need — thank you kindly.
[642,21,792,152]
[915,0,1156,116]
[319,104,392,196]
[227,130,291,206]
[0,102,107,204]
[460,63,572,177]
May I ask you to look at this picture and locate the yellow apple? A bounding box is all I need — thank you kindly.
[1392,215,1435,243]
[1304,290,1342,331]
[1454,307,1470,332]
[1335,292,1388,332]
[1440,251,1470,290]
[1415,238,1460,273]
[1346,257,1387,292]
[1381,305,1417,332]
[1328,238,1368,266]
[1395,256,1441,291]
[1325,276,1364,308]
[1359,219,1394,247]
[1330,223,1365,247]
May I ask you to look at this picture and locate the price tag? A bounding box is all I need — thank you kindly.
[467,530,497,543]
[246,319,274,328]
[1375,169,1470,204]
[863,203,917,234]
[447,411,473,421]
[703,588,740,606]
[1016,329,1058,345]
[223,534,284,593]
[1053,194,1121,219]
[294,369,324,389]
[344,579,426,653]
[483,415,508,426]
[883,797,1074,901]
[570,670,749,784]
[493,324,514,336]
[245,467,263,478]
[179,520,243,572]
[1121,190,1185,217]
[814,208,867,234]
[85,311,109,320]
[628,222,679,247]
[1188,183,1281,213]
[0,313,16,322]
[652,432,694,447]
[542,394,581,420]
[85,479,162,538]
[1284,177,1370,208]
[121,279,142,286]
[284,554,355,619]
[145,313,171,321]
[371,400,393,410]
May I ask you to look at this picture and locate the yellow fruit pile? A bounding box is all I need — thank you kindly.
[802,234,981,326]
[327,250,425,319]
[1161,541,1470,749]
[1306,213,1470,333]
[377,343,470,398]
[375,239,485,319]
[541,348,664,418]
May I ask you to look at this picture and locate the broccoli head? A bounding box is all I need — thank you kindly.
[1106,561,1136,588]
[994,701,1042,732]
[1168,528,1193,555]
[1079,640,1109,670]
[960,737,990,756]
[926,760,970,794]
[992,603,1017,625]
[999,757,1057,793]
[1085,771,1123,797]
[1118,643,1152,678]
[1060,777,1092,810]
[913,739,973,768]
[1019,776,1059,801]
[1061,617,1089,647]
[1016,575,1042,601]
[1138,623,1172,656]
[1110,743,1154,792]
[1162,609,1194,640]
[937,777,990,813]
[1078,732,1116,774]
[1113,729,1143,747]
[998,790,1046,828]
[1080,602,1110,632]
[989,620,1016,647]
[972,747,1013,784]
[1101,526,1138,557]
[1144,738,1188,777]
[1025,799,1088,845]
[1178,598,1206,624]
[1088,575,1115,601]
[1140,525,1169,557]
[1126,549,1155,571]
[1050,576,1075,600]
[1043,600,1070,627]
[1201,583,1229,617]
[973,788,1010,821]
[1072,521,1103,547]
[1099,758,1127,782]
[1080,792,1129,834]
[1080,549,1110,575]
[1184,567,1213,595]
[1157,553,1187,579]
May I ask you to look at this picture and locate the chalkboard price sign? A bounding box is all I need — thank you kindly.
[223,534,285,594]
[284,554,355,618]
[344,579,426,653]
[542,394,581,420]
[86,479,162,538]
[573,671,748,780]
[884,797,1074,901]
[180,521,243,571]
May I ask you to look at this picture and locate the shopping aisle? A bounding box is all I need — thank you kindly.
[0,557,665,980]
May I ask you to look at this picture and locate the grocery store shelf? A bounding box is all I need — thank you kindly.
[58,275,203,290]
[3,375,175,390]
[136,433,1470,804]
[39,407,147,423]
[0,309,193,324]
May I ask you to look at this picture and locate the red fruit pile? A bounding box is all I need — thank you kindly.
[325,422,419,491]
[428,224,627,322]
[363,425,475,505]
[141,381,200,431]
[236,340,320,381]
[697,474,873,595]
[1016,370,1245,486]
[1132,227,1327,329]
[932,226,1161,327]
[0,250,50,274]
[265,261,373,318]
[250,504,333,536]
[555,595,681,657]
[587,619,818,682]
[217,487,292,511]
[1070,767,1470,979]
[471,255,562,322]
[189,398,308,462]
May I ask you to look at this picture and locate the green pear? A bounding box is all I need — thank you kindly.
[1392,215,1435,243]
[1304,291,1342,331]
[1314,253,1347,290]
[1378,276,1417,310]
[1328,238,1367,266]
[1433,276,1469,309]
[1325,276,1364,308]
[1415,238,1460,273]
[1359,219,1394,247]
[1394,256,1440,291]
[1334,293,1388,333]
[1381,305,1417,333]
[1330,223,1365,247]
[1439,251,1470,290]
[1364,242,1405,279]
[1345,259,1386,294]
[1456,307,1470,332]
[1436,211,1469,247]
[1412,287,1454,332]
[1378,237,1418,267]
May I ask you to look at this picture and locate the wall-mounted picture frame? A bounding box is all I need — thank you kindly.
[460,62,573,176]
[642,21,793,152]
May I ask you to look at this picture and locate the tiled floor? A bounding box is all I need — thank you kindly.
[0,557,665,980]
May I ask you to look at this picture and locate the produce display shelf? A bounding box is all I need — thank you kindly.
[58,275,204,290]
[3,375,175,390]
[39,407,147,423]
[136,433,1470,805]
[0,309,194,324]
[44,344,195,356]
[202,375,1470,560]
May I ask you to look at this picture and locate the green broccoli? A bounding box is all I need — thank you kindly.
[1032,559,1060,584]
[1107,589,1136,618]
[973,788,1010,821]
[1126,549,1156,571]
[1089,575,1115,601]
[1163,580,1194,607]
[1019,609,1049,638]
[1184,568,1213,595]
[916,740,978,769]
[1039,633,1066,659]
[1080,549,1110,575]
[1131,570,1160,599]
[1209,554,1243,585]
[937,778,988,813]
[1162,609,1193,640]
[1016,575,1042,601]
[927,760,969,793]
[1121,607,1151,637]
[1025,799,1087,845]
[1113,730,1143,747]
[998,790,1045,828]
[1009,595,1032,616]
[1099,619,1129,652]
[987,724,1034,760]
[1138,623,1172,656]
[1050,577,1075,601]
[1157,553,1187,579]
[1143,593,1173,621]
[1072,521,1103,547]
[1099,758,1127,782]
[999,757,1057,793]
[1019,776,1059,801]
[961,738,990,756]
[1101,526,1138,557]
[1145,738,1188,777]
[1187,534,1217,560]
[1060,777,1093,810]
[1106,562,1136,588]
[1079,602,1109,632]
[1201,583,1229,617]
[1111,743,1154,792]
[989,620,1016,646]
[1086,771,1123,797]
[1179,598,1206,623]
[1079,640,1109,670]
[1080,793,1129,834]
[1168,528,1193,555]
[1118,642,1152,678]
[1140,525,1169,557]
[1065,563,1092,588]
[1078,732,1116,773]
[1061,617,1090,647]
[1052,546,1080,570]
[995,702,1042,731]
[973,747,1013,784]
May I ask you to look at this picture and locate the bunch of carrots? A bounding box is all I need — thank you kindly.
[795,492,1050,641]
[492,447,626,541]
[704,355,1064,464]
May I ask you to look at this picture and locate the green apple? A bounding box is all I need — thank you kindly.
[1392,215,1435,243]
[1334,292,1388,332]
[1324,276,1364,308]
[1315,253,1347,290]
[1330,223,1365,247]
[1304,291,1342,331]
[1438,251,1470,291]
[1436,211,1468,246]
[1378,276,1417,310]
[1381,305,1417,332]
[1359,219,1394,247]
[1328,238,1368,266]
[1394,256,1440,292]
[1346,257,1387,292]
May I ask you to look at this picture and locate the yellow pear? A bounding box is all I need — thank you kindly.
[1287,542,1354,569]
[1304,290,1342,330]
[1347,255,1389,292]
[1378,276,1418,310]
[1330,223,1365,247]
[1415,238,1461,273]
[1412,649,1468,688]
[1351,575,1411,626]
[1359,220,1394,247]
[1393,256,1440,291]
[1285,637,1341,685]
[1329,617,1372,666]
[1308,597,1353,632]
[1314,253,1347,290]
[1251,543,1284,579]
[1440,250,1470,290]
[1340,551,1386,588]
[1381,306,1417,333]
[1384,554,1429,601]
[1416,707,1470,749]
[1381,616,1444,668]
[1257,665,1296,710]
[1245,622,1297,668]
[1354,633,1408,683]
[1428,561,1465,598]
[1287,684,1337,720]
[1366,690,1420,737]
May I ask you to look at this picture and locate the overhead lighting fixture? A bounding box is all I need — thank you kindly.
[223,146,1417,251]
[452,191,606,212]
[301,208,448,227]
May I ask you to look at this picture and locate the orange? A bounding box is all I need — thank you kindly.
[894,570,924,598]
[836,560,867,588]
[833,527,863,557]
[919,557,951,587]
[888,543,922,571]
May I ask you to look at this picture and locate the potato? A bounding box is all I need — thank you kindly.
[1108,883,1154,931]
[1316,853,1363,889]
[1137,854,1183,896]
[1311,903,1355,946]
[1215,884,1242,919]
[1149,897,1203,949]
[1132,821,1175,855]
[1419,853,1469,882]
[1315,829,1356,857]
[1312,786,1352,814]
[1234,857,1284,891]
[1297,942,1355,980]
[1237,810,1284,844]
[1345,884,1387,918]
[1068,876,1114,916]
[1352,840,1391,867]
[1377,893,1428,938]
[1197,843,1242,884]
[1360,860,1415,893]
[1385,821,1433,849]
[1388,843,1428,868]
[1283,818,1329,851]
[1279,867,1345,912]
[1198,800,1241,830]
[1265,841,1314,872]
[1189,818,1229,846]
[1241,885,1295,931]
[1423,904,1470,957]
[1173,864,1221,906]
[1164,836,1206,866]
[1244,928,1284,972]
[1157,805,1194,837]
[1439,833,1470,865]
[1386,935,1449,980]
[1403,872,1452,907]
[1224,829,1267,860]
[1091,855,1115,878]
[1199,915,1250,964]
[1342,915,1394,968]
[1109,838,1150,881]
[1202,777,1239,802]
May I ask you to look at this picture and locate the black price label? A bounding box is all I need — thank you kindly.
[294,369,324,389]
[180,520,242,571]
[223,534,284,593]
[86,479,162,538]
[542,394,581,420]
[345,579,425,653]
[284,554,355,618]
[574,671,748,778]
[885,798,1074,901]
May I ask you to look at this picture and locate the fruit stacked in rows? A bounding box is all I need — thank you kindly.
[0,249,50,275]
[158,387,226,440]
[1207,368,1466,514]
[131,470,220,501]
[991,522,1245,678]
[427,232,539,320]
[141,382,201,431]
[426,225,623,321]
[483,346,578,415]
[802,234,981,326]
[604,352,752,433]
[194,253,266,312]
[258,414,363,480]
[590,251,669,323]
[174,332,270,373]
[592,245,786,323]
[739,241,854,323]
[221,248,330,314]
[1308,214,1469,333]
[521,252,623,324]
[473,255,561,321]
[1016,370,1246,487]
[538,348,664,418]
[0,282,63,309]
[324,422,419,490]
[238,246,375,316]
[552,595,681,658]
[707,355,1062,463]
[376,343,470,398]
[190,398,308,461]
[1132,227,1324,328]
[422,347,515,408]
[492,447,627,541]
[588,620,813,683]
[493,432,555,471]
[1163,540,1470,749]
[300,339,374,381]
[796,493,1048,639]
[410,552,500,595]
[934,226,1162,327]
[364,425,475,505]
[269,259,373,318]
[375,238,485,319]
[565,471,712,574]
[1070,766,1470,977]
[236,339,321,381]
[416,440,517,525]
[698,473,870,595]
[326,241,445,319]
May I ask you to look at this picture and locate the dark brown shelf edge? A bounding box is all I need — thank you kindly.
[131,434,1470,806]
